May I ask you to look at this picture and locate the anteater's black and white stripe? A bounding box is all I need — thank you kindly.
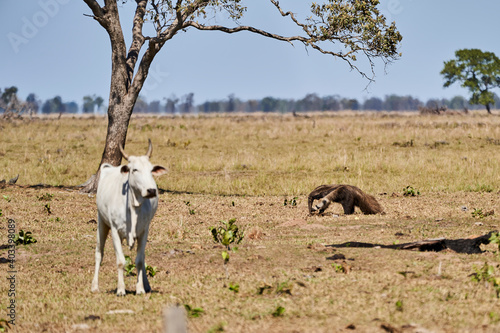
[308,184,383,215]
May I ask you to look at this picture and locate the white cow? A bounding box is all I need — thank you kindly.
[91,139,166,296]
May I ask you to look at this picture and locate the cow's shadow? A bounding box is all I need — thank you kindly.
[107,289,160,296]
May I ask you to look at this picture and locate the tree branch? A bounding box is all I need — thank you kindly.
[83,0,106,26]
[269,0,309,32]
[83,0,104,17]
[126,0,148,84]
[184,21,307,45]
[128,41,163,104]
[184,21,371,80]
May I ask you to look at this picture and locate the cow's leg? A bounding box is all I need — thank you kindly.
[110,228,127,296]
[91,215,110,293]
[135,231,150,295]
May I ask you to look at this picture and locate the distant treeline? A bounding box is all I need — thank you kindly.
[2,86,500,116]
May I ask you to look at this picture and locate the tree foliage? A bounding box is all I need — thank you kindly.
[441,49,500,114]
[138,0,402,79]
[0,86,38,119]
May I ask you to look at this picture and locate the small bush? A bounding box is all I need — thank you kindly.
[403,186,420,197]
[210,218,244,252]
[15,230,37,245]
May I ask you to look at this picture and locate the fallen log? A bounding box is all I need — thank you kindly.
[326,231,498,254]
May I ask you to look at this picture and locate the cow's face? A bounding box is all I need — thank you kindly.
[119,140,167,202]
[121,156,167,200]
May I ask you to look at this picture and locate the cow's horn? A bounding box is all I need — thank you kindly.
[119,143,129,161]
[146,139,152,158]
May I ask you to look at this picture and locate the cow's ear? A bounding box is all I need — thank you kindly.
[120,165,130,174]
[152,165,167,176]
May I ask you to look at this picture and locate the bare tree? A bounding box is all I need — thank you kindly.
[80,0,402,192]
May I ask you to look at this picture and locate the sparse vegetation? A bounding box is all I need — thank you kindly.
[395,300,404,312]
[14,229,37,245]
[272,306,286,317]
[210,218,244,278]
[283,197,298,207]
[332,263,346,273]
[124,255,158,277]
[471,263,500,298]
[403,186,420,197]
[184,304,204,318]
[0,318,11,332]
[124,255,136,276]
[1,113,500,332]
[489,232,500,254]
[472,208,495,219]
[146,264,158,278]
[37,193,53,201]
[185,201,196,215]
[228,283,240,293]
[44,203,52,215]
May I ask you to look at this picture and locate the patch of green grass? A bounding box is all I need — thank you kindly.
[276,281,292,295]
[471,263,500,298]
[332,263,346,273]
[272,306,285,317]
[207,322,226,333]
[228,283,239,293]
[124,255,136,276]
[184,304,204,318]
[15,230,37,245]
[403,186,420,197]
[466,184,494,193]
[0,318,12,332]
[124,255,158,277]
[471,208,494,219]
[44,203,52,215]
[395,300,403,312]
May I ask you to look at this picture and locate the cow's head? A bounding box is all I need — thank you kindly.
[119,139,167,205]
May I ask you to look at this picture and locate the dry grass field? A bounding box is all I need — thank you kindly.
[1,111,500,332]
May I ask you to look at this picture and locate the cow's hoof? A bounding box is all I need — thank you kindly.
[116,289,126,296]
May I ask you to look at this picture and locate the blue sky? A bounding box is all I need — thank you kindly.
[2,0,500,106]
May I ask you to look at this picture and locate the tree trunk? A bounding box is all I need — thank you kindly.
[79,98,136,193]
[486,103,492,114]
[79,0,158,193]
[78,41,158,193]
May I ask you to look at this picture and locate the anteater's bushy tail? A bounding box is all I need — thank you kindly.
[357,191,383,215]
